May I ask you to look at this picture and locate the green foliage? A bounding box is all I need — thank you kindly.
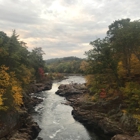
[85,37,121,93]
[84,18,140,113]
[46,56,83,73]
[29,47,45,80]
[0,30,46,111]
[47,72,64,80]
[120,82,140,113]
[137,124,140,133]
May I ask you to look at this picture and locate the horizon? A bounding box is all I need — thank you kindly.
[0,0,139,59]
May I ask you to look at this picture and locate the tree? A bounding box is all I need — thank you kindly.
[107,19,140,78]
[85,18,140,113]
[29,47,45,80]
[0,65,23,110]
[0,30,47,111]
[85,37,121,93]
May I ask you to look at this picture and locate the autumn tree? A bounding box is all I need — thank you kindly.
[107,19,140,78]
[85,18,140,113]
[0,30,46,111]
[0,65,23,110]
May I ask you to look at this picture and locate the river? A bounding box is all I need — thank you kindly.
[32,76,103,140]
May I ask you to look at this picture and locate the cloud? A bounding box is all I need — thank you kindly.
[0,0,40,24]
[0,0,140,59]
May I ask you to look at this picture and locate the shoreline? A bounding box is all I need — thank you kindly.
[0,80,52,140]
[56,83,140,140]
[2,78,140,140]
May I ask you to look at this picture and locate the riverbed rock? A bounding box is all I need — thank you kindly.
[29,81,52,93]
[56,83,140,139]
[71,98,138,136]
[8,110,41,140]
[72,107,124,136]
[37,137,43,140]
[0,110,19,139]
[0,109,41,140]
[0,80,48,140]
[55,83,87,96]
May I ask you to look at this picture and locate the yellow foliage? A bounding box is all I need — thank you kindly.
[80,60,89,72]
[130,54,140,76]
[120,82,140,113]
[117,61,127,77]
[118,54,140,78]
[0,95,3,106]
[12,85,23,106]
[10,72,23,107]
[85,75,95,86]
[133,114,140,121]
[13,93,23,106]
[0,65,23,110]
[0,66,10,87]
[122,109,127,114]
[19,64,34,85]
[0,89,5,94]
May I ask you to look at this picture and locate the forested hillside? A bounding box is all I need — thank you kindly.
[82,18,140,114]
[0,30,45,111]
[45,56,84,73]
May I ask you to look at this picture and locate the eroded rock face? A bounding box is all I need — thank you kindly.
[0,80,52,140]
[8,110,41,140]
[0,111,19,139]
[72,106,124,136]
[55,83,140,140]
[0,110,41,140]
[29,81,52,93]
[0,88,45,139]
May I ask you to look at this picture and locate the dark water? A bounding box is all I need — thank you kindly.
[32,76,103,140]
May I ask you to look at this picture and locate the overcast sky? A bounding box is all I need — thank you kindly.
[0,0,139,60]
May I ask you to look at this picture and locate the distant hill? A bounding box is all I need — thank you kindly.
[45,56,84,73]
[45,56,82,64]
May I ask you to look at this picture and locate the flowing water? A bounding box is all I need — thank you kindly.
[32,76,103,140]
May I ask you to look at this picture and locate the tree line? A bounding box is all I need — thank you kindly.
[46,56,84,73]
[0,30,45,111]
[82,18,140,113]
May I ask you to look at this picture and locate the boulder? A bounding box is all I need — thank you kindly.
[9,111,41,140]
[29,80,52,93]
[55,83,87,97]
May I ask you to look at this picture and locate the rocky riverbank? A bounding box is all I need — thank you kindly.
[56,83,140,140]
[0,80,52,140]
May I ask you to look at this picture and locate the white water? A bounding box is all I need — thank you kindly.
[32,76,100,140]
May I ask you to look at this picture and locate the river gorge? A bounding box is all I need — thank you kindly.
[32,76,103,140]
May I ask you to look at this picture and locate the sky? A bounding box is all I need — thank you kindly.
[0,0,140,60]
